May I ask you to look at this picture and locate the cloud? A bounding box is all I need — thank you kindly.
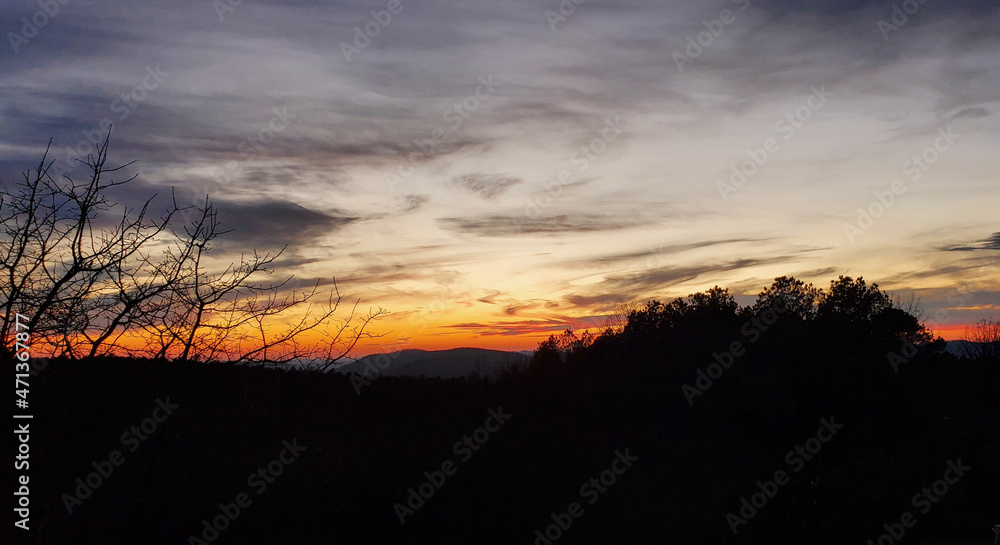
[477,290,503,305]
[562,262,841,311]
[443,316,601,337]
[437,213,659,237]
[952,107,992,120]
[583,256,795,298]
[564,293,636,308]
[452,173,521,201]
[399,194,429,212]
[207,198,358,250]
[749,0,997,17]
[569,238,771,269]
[940,233,1000,252]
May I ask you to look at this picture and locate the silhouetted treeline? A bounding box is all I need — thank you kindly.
[6,276,999,545]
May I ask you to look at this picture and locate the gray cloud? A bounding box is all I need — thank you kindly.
[952,107,992,120]
[399,194,430,212]
[580,256,796,299]
[452,173,521,201]
[4,0,997,185]
[940,233,1000,252]
[208,198,358,250]
[564,293,636,308]
[574,238,772,269]
[437,213,659,237]
[443,316,602,337]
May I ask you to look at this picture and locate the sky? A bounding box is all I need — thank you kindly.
[2,0,999,354]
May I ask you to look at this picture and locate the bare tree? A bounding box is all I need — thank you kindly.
[891,292,925,322]
[0,137,177,358]
[142,197,387,363]
[1,134,383,364]
[600,300,643,334]
[962,317,1000,360]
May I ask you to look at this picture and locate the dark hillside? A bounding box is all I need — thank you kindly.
[6,277,1000,545]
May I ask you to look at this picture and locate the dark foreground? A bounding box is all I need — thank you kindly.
[6,322,1000,545]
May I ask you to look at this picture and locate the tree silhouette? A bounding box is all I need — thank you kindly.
[0,137,176,357]
[0,134,383,362]
[813,276,936,345]
[963,317,1000,359]
[600,300,642,334]
[816,276,893,323]
[748,275,822,320]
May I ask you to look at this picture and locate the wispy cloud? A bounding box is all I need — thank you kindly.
[437,212,662,237]
[452,173,522,201]
[940,232,1000,252]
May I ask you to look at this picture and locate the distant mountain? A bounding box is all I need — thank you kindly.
[281,357,355,371]
[332,348,529,378]
[945,340,992,358]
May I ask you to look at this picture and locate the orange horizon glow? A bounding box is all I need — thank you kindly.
[349,320,985,357]
[928,324,976,342]
[24,308,985,359]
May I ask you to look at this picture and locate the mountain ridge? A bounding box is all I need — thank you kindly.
[332,347,530,378]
